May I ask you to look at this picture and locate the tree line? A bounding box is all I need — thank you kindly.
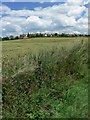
[1,33,89,41]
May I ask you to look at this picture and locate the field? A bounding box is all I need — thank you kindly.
[2,37,88,118]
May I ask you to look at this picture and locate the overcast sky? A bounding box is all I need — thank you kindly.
[1,0,89,37]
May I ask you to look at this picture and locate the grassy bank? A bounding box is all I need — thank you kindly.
[2,37,88,118]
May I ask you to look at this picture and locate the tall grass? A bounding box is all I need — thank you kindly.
[2,41,88,118]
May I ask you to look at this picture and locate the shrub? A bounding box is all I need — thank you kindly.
[2,41,88,118]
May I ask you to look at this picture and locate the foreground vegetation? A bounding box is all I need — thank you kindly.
[2,37,88,118]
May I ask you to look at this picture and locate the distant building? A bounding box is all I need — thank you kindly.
[50,34,53,37]
[20,34,28,39]
[44,33,48,37]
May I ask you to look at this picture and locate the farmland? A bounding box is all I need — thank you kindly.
[2,37,88,118]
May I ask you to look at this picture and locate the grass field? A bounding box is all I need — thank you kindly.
[2,37,88,118]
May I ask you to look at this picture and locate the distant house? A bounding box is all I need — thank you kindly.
[20,34,28,39]
[44,33,48,37]
[50,34,53,37]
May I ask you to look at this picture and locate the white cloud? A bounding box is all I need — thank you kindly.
[67,6,85,18]
[2,24,22,36]
[67,0,87,6]
[1,1,88,37]
[26,16,52,28]
[0,5,11,14]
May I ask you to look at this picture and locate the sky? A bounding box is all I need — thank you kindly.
[0,0,89,37]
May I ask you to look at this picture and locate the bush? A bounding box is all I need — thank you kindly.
[2,41,88,118]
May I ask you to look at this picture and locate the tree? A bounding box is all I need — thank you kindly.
[2,37,9,41]
[27,33,30,38]
[61,33,66,37]
[9,35,14,40]
[15,36,19,39]
[54,33,58,37]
